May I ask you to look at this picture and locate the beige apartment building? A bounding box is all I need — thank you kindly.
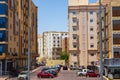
[0,0,38,75]
[68,0,99,67]
[43,31,68,59]
[98,0,120,59]
[97,0,120,78]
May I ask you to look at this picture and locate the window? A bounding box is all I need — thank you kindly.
[90,19,93,22]
[0,4,8,15]
[14,37,16,41]
[72,11,76,15]
[73,44,77,48]
[21,0,24,9]
[0,0,8,3]
[90,28,93,31]
[90,45,94,48]
[73,53,77,56]
[90,36,94,39]
[90,53,94,56]
[90,11,93,15]
[15,12,18,35]
[0,30,7,41]
[73,18,77,23]
[0,44,8,55]
[10,24,12,29]
[73,26,77,31]
[0,17,8,28]
[14,48,16,52]
[0,46,2,54]
[11,0,14,10]
[10,12,12,17]
[10,36,12,40]
[73,36,77,40]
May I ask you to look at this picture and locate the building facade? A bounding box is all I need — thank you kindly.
[68,0,99,67]
[62,37,69,52]
[43,31,68,59]
[38,34,43,57]
[0,0,38,75]
[97,0,120,78]
[98,0,120,59]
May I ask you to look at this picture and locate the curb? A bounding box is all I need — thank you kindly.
[30,67,41,73]
[103,76,110,80]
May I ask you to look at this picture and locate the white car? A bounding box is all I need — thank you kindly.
[18,71,28,80]
[77,69,90,76]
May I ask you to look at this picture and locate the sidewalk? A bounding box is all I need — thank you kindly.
[104,76,120,80]
[1,66,41,80]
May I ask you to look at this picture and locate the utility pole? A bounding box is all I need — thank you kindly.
[99,0,103,80]
[28,0,31,80]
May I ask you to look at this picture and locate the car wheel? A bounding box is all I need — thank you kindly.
[79,74,83,76]
[97,75,100,77]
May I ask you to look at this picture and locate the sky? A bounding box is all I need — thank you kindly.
[33,0,97,34]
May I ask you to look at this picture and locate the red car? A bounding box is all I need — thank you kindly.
[37,71,54,78]
[86,71,99,77]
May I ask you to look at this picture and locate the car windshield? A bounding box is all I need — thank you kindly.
[20,72,27,75]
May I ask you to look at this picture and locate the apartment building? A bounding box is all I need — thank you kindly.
[38,34,43,57]
[68,0,99,67]
[43,31,68,59]
[0,0,38,75]
[97,0,120,78]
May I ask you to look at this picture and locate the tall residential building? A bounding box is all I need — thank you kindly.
[68,0,99,67]
[38,34,43,57]
[43,31,68,59]
[97,0,120,78]
[0,0,38,75]
[98,0,120,59]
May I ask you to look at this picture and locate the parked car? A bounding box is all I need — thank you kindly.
[41,67,49,71]
[63,65,68,70]
[70,65,77,70]
[18,71,28,80]
[86,71,99,77]
[37,71,54,78]
[45,70,58,77]
[77,69,90,76]
[78,66,85,70]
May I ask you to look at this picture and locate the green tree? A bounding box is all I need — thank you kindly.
[59,52,69,63]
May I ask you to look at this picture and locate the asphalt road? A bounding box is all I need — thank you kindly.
[30,68,99,80]
[9,67,100,80]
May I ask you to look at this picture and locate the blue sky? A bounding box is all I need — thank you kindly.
[33,0,97,34]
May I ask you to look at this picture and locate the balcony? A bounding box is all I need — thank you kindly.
[113,20,120,31]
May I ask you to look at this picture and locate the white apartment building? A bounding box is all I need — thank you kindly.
[43,31,68,59]
[68,0,99,67]
[38,34,43,57]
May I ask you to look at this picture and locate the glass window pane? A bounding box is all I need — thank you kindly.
[0,17,8,28]
[0,4,8,15]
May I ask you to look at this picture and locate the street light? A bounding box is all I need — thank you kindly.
[28,0,31,80]
[99,0,103,80]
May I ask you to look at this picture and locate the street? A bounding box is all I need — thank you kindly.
[9,67,99,80]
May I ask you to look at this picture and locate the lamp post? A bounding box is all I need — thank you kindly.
[99,0,103,80]
[28,0,31,80]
